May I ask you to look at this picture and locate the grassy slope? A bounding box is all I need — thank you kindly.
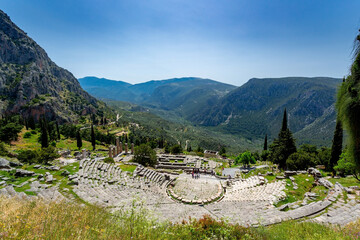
[0,196,358,239]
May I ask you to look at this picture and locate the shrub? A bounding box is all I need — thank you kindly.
[104,157,115,164]
[23,132,32,138]
[30,130,37,134]
[18,150,38,164]
[37,146,60,165]
[0,142,9,156]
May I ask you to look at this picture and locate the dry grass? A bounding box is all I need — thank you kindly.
[0,196,359,239]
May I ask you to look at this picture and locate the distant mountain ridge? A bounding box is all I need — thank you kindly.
[189,77,341,145]
[80,76,341,146]
[0,10,110,122]
[79,76,236,117]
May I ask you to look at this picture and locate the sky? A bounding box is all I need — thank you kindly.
[1,0,360,86]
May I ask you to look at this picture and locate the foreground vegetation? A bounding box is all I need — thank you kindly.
[0,196,358,240]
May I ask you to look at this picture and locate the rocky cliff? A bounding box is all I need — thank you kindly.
[0,10,110,122]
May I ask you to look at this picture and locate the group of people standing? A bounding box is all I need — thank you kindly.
[191,168,200,179]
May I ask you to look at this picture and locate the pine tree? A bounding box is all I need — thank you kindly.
[91,124,96,151]
[330,120,343,175]
[76,129,82,150]
[263,134,268,151]
[269,109,296,169]
[40,118,49,148]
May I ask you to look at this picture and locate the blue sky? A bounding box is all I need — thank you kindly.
[1,0,360,86]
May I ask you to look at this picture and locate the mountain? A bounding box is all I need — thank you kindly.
[79,76,236,118]
[189,77,341,145]
[0,10,111,122]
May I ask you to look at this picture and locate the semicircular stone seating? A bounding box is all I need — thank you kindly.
[72,160,172,208]
[223,176,287,204]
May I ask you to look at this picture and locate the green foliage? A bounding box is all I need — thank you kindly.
[334,151,360,181]
[18,150,38,164]
[17,146,60,165]
[104,157,115,164]
[0,120,23,144]
[170,144,183,154]
[219,146,226,156]
[235,151,256,166]
[23,132,32,138]
[133,144,157,167]
[76,129,82,150]
[336,34,360,171]
[91,124,96,150]
[0,142,9,156]
[330,120,343,174]
[286,151,316,170]
[269,128,297,169]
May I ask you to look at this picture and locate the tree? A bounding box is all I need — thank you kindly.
[263,134,268,151]
[28,116,36,130]
[39,118,49,148]
[281,108,288,131]
[235,151,256,167]
[0,122,23,144]
[330,120,343,175]
[37,146,60,165]
[336,30,360,171]
[334,151,360,181]
[56,121,60,140]
[91,124,96,151]
[76,129,82,150]
[170,144,183,154]
[286,151,316,170]
[268,109,296,169]
[219,146,226,156]
[133,144,157,167]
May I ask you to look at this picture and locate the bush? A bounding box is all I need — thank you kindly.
[0,142,9,156]
[30,130,37,134]
[133,144,157,167]
[286,151,316,170]
[23,132,32,138]
[18,150,38,164]
[0,122,23,144]
[170,144,183,154]
[37,146,60,165]
[104,157,115,164]
[18,147,60,165]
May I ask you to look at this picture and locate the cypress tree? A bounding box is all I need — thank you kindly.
[330,120,343,175]
[76,129,82,150]
[269,109,296,169]
[281,108,288,131]
[56,121,60,140]
[91,124,96,151]
[40,118,49,148]
[28,116,36,130]
[337,30,360,170]
[263,134,268,151]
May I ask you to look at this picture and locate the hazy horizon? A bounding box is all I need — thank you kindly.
[1,0,360,85]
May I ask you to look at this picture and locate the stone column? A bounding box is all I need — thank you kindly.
[116,138,120,155]
[108,147,113,158]
[125,143,128,154]
[120,142,123,153]
[131,143,134,154]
